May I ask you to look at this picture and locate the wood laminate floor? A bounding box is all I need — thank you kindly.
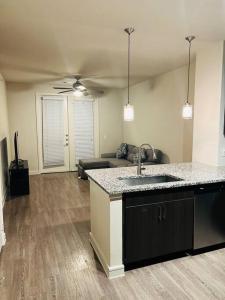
[1,172,225,299]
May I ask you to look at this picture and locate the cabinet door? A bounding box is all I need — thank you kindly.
[124,203,162,263]
[124,198,193,264]
[160,198,193,255]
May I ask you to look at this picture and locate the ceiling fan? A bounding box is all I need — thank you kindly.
[53,75,104,96]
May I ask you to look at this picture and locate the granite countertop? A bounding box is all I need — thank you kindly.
[86,162,225,196]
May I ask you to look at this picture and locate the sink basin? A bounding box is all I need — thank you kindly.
[118,174,183,186]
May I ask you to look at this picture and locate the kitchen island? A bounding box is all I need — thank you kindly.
[86,162,225,278]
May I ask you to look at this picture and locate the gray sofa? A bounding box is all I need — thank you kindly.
[77,144,162,179]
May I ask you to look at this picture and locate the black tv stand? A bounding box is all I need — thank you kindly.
[9,160,30,196]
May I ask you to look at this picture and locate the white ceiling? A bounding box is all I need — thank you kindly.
[0,0,225,88]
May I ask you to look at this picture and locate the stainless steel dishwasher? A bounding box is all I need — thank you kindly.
[194,183,225,250]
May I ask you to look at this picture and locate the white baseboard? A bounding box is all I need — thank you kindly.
[89,232,124,279]
[0,230,6,253]
[2,188,7,207]
[29,170,40,175]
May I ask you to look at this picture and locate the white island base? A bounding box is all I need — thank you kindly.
[89,179,124,279]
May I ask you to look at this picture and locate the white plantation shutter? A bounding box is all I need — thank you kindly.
[72,100,94,162]
[42,96,65,168]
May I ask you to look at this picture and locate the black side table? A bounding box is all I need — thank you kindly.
[9,160,30,196]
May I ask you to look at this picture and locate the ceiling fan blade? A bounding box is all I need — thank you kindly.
[64,73,100,80]
[87,88,104,95]
[54,87,72,90]
[58,89,73,94]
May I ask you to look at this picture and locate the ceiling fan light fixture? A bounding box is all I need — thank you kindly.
[73,80,86,91]
[73,90,83,97]
[54,75,101,96]
[77,85,86,91]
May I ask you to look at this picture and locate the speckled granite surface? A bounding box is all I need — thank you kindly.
[86,162,225,196]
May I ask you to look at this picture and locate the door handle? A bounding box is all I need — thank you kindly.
[158,206,162,222]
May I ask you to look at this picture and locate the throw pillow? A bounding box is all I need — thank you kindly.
[116,143,128,159]
[145,149,159,162]
[127,153,138,163]
[127,147,146,163]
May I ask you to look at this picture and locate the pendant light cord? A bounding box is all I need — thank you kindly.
[187,40,191,103]
[127,32,130,104]
[125,27,134,105]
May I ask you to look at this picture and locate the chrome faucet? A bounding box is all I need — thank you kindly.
[137,143,157,175]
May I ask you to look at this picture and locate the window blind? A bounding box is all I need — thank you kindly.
[72,100,94,162]
[42,96,65,168]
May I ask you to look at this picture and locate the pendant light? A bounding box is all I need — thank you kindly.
[182,35,195,119]
[124,27,135,121]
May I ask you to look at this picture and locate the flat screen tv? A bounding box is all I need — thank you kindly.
[14,131,19,167]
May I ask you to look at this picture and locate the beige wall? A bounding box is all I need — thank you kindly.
[219,41,225,166]
[7,64,195,172]
[0,72,9,250]
[7,83,39,172]
[0,73,10,197]
[98,89,123,153]
[0,74,10,154]
[192,41,225,166]
[7,83,123,172]
[122,64,195,163]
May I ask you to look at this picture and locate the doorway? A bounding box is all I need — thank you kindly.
[36,94,99,173]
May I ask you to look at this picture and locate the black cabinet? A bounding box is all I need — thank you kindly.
[9,160,30,196]
[123,190,194,265]
[194,183,225,250]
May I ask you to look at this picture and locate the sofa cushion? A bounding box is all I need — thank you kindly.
[127,153,139,164]
[145,149,162,163]
[79,158,109,169]
[142,161,159,166]
[108,158,131,168]
[101,152,116,158]
[116,143,128,159]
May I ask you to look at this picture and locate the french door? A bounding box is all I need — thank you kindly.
[37,94,97,173]
[68,98,95,171]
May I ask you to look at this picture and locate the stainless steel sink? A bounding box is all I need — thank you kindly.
[118,174,183,186]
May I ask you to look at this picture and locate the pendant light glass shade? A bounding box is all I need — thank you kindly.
[124,103,134,121]
[182,101,192,119]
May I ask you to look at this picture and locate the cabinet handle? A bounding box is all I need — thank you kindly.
[162,205,166,220]
[158,206,162,222]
